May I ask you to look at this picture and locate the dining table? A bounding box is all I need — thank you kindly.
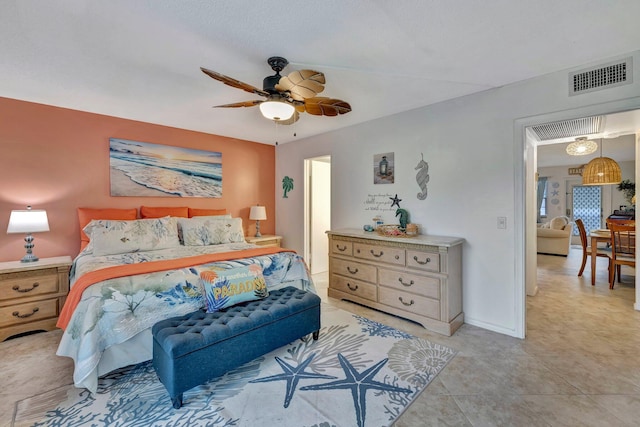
[589,229,612,286]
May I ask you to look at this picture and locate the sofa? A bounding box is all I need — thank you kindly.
[537,216,573,256]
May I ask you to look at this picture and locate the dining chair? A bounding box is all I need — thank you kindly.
[575,219,611,277]
[607,221,636,289]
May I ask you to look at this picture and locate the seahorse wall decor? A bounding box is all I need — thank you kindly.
[415,153,429,200]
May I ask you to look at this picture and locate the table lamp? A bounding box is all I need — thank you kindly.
[7,205,50,262]
[249,205,267,237]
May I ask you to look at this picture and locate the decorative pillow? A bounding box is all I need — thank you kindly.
[177,217,244,246]
[189,208,228,218]
[200,265,268,312]
[140,206,189,219]
[85,216,180,256]
[78,207,138,250]
[550,216,569,230]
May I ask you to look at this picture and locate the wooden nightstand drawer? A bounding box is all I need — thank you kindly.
[0,298,59,328]
[246,235,282,248]
[0,269,59,301]
[354,243,405,265]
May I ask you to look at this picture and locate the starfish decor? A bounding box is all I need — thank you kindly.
[249,353,336,408]
[300,353,412,427]
[390,194,402,208]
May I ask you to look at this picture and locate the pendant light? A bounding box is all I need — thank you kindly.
[566,137,598,156]
[582,138,621,186]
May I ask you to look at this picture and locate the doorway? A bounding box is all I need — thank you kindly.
[304,156,331,275]
[568,181,602,244]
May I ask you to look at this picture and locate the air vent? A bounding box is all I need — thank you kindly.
[531,115,605,141]
[569,57,632,95]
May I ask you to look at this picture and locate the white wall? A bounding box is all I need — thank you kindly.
[276,50,640,337]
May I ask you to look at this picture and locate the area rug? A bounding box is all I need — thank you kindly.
[13,305,456,427]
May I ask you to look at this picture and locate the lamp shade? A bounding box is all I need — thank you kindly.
[7,208,50,233]
[582,157,622,186]
[249,206,267,221]
[259,101,295,121]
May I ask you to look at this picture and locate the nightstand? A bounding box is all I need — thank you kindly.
[0,256,72,341]
[246,235,283,248]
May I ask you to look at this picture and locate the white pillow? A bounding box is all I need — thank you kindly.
[84,216,181,256]
[177,216,244,246]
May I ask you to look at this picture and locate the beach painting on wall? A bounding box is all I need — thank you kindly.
[109,138,222,197]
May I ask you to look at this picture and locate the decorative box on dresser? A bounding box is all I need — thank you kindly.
[0,256,72,341]
[327,229,464,336]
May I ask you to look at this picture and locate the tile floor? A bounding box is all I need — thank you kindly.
[2,247,639,426]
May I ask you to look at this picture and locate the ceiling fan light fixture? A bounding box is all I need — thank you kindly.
[259,101,295,121]
[566,137,598,156]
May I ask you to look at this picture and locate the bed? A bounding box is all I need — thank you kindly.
[56,208,315,394]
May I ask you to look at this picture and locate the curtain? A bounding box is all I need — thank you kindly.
[536,176,547,223]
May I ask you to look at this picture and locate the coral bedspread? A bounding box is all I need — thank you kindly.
[56,242,315,393]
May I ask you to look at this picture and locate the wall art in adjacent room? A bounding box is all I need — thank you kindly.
[109,138,222,197]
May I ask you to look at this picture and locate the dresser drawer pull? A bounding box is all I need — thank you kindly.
[398,278,414,287]
[336,244,348,252]
[12,307,39,318]
[370,249,384,258]
[12,282,40,293]
[347,283,359,291]
[398,297,414,306]
[413,256,431,265]
[346,266,359,274]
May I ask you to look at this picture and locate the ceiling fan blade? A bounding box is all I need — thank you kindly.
[213,100,263,108]
[276,70,325,101]
[200,67,269,97]
[303,97,352,116]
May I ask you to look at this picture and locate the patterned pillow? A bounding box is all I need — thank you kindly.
[200,265,268,312]
[177,217,244,246]
[84,216,181,256]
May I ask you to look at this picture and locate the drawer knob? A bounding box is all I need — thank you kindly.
[399,297,415,306]
[370,250,384,258]
[398,278,414,287]
[12,282,40,293]
[346,266,359,274]
[12,307,39,318]
[336,244,348,252]
[414,256,431,265]
[347,283,359,291]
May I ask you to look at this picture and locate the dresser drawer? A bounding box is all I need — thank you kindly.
[331,275,377,302]
[378,287,440,320]
[331,240,353,256]
[331,257,377,283]
[0,269,59,302]
[0,298,59,328]
[378,268,440,299]
[354,243,405,266]
[406,250,440,272]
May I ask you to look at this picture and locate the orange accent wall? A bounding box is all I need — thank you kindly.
[0,97,275,262]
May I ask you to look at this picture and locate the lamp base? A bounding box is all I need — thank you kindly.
[254,220,262,237]
[20,253,39,263]
[21,233,39,262]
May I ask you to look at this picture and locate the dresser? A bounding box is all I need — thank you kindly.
[327,229,464,336]
[0,256,72,341]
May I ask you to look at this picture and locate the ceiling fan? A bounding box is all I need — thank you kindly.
[200,56,351,124]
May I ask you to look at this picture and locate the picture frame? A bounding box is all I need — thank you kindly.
[374,152,394,184]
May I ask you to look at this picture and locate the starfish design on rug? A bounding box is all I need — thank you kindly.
[249,353,336,408]
[390,194,402,208]
[300,353,413,427]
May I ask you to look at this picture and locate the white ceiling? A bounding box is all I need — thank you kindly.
[2,1,640,145]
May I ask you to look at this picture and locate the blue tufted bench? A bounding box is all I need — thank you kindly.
[152,286,321,408]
